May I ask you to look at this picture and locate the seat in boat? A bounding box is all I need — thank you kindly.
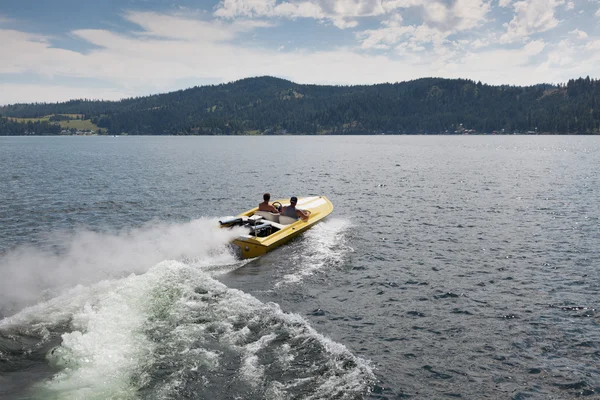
[254,210,280,223]
[278,215,298,225]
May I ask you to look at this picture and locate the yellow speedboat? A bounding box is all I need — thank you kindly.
[220,196,334,258]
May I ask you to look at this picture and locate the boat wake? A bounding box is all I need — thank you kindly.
[0,218,245,315]
[275,218,353,288]
[0,218,373,400]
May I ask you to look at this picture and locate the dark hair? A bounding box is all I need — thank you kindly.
[263,193,271,201]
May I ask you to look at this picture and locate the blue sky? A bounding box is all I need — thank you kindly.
[0,0,599,104]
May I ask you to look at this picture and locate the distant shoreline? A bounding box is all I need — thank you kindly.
[2,76,599,135]
[2,132,599,137]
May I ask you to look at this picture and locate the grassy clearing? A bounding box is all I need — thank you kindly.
[8,114,99,131]
[9,116,51,123]
[58,119,99,131]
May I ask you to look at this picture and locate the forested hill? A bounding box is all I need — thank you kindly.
[1,76,599,135]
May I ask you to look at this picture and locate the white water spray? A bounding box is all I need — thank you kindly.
[276,218,352,287]
[0,218,245,314]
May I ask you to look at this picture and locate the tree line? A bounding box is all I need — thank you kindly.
[0,117,61,135]
[1,76,599,135]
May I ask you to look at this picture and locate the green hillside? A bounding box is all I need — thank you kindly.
[7,114,100,132]
[1,76,599,135]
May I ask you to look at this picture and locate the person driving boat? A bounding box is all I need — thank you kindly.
[281,196,311,221]
[258,193,280,214]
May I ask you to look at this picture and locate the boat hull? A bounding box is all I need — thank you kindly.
[231,196,333,259]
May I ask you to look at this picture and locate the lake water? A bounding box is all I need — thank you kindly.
[0,135,599,399]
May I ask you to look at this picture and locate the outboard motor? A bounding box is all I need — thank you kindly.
[250,223,273,237]
[219,217,243,227]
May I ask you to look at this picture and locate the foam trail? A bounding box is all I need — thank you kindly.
[1,261,374,399]
[0,218,246,314]
[276,218,352,287]
[43,272,156,400]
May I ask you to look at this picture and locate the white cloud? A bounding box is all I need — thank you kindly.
[215,0,491,31]
[538,39,600,79]
[498,0,512,7]
[387,0,491,30]
[596,7,600,17]
[357,0,491,52]
[387,39,555,84]
[523,39,546,54]
[543,39,574,66]
[500,0,565,43]
[0,12,424,103]
[585,40,600,50]
[271,1,326,19]
[330,0,386,17]
[452,0,491,30]
[331,18,359,28]
[214,0,277,18]
[0,14,276,89]
[0,8,598,105]
[457,41,553,81]
[214,0,385,28]
[569,29,588,40]
[423,2,448,23]
[470,37,490,49]
[410,23,449,45]
[565,1,574,9]
[379,0,424,10]
[0,83,129,104]
[126,11,273,41]
[0,29,85,76]
[363,33,552,85]
[357,15,415,49]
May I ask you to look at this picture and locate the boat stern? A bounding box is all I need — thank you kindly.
[232,237,269,259]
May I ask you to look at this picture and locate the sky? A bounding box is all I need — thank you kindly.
[0,0,599,104]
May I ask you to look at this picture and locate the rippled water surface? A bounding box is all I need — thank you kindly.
[1,135,599,399]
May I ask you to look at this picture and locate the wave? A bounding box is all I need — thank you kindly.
[275,218,353,288]
[2,261,373,399]
[0,218,245,315]
[0,218,373,399]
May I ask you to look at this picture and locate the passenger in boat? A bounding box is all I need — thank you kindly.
[281,196,310,221]
[258,193,280,213]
